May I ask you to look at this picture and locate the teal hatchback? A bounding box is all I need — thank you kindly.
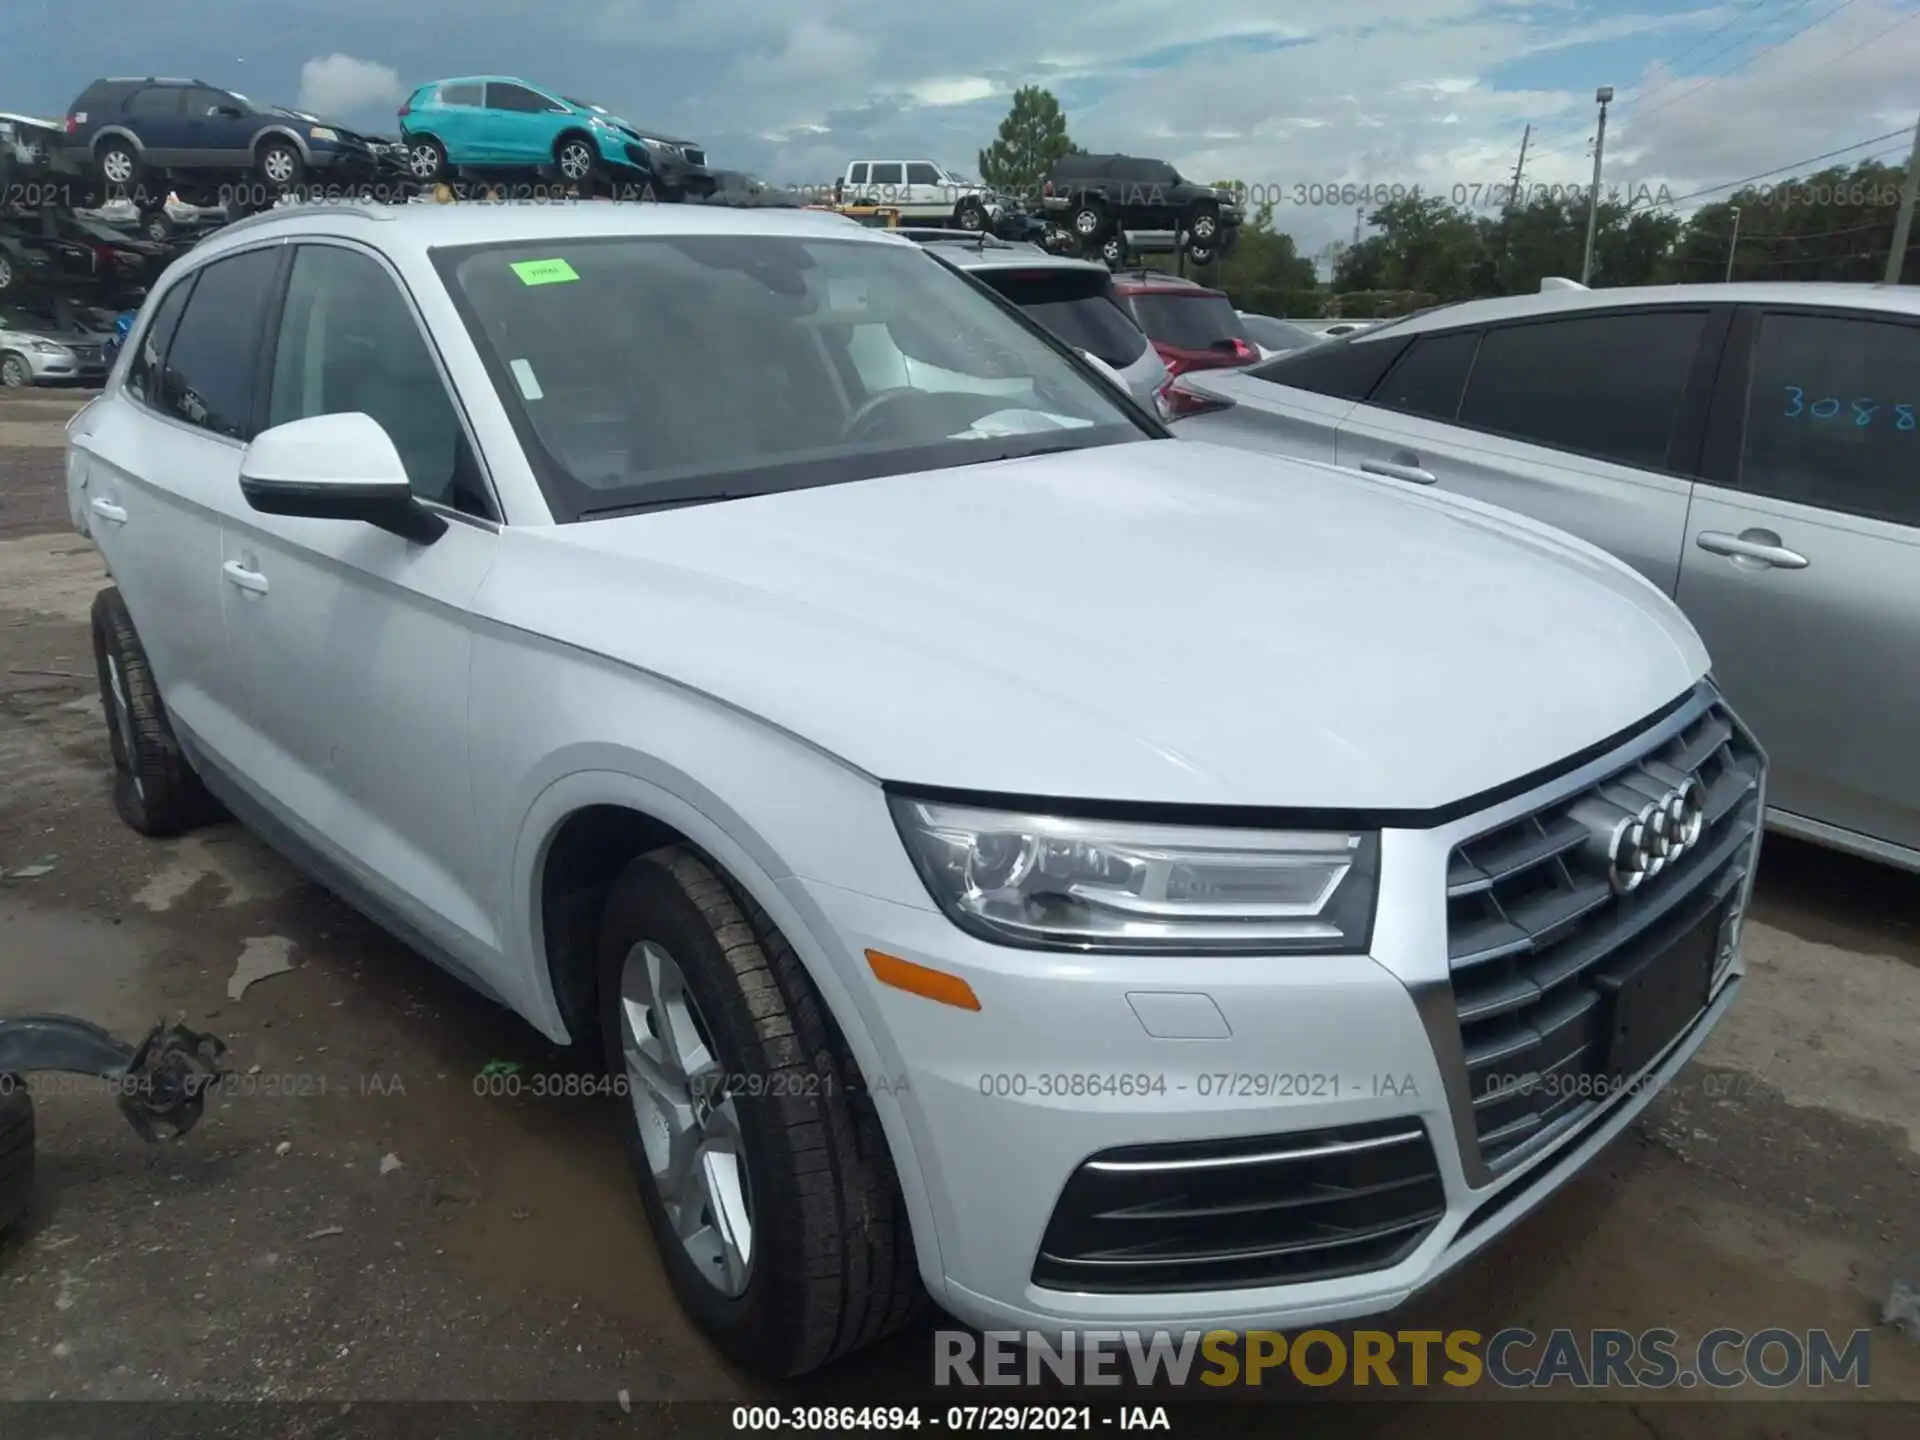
[397,76,715,198]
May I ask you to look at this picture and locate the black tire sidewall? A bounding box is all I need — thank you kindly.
[595,852,815,1367]
[90,586,218,836]
[0,1077,34,1234]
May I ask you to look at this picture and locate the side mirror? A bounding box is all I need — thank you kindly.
[1078,351,1129,392]
[239,412,446,543]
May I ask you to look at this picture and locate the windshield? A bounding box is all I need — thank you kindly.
[435,234,1150,520]
[978,270,1148,368]
[1238,314,1321,352]
[1125,291,1250,352]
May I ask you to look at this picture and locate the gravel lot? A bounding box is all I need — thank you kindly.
[1,387,1917,1434]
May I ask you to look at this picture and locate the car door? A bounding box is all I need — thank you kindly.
[903,161,944,219]
[220,239,506,977]
[867,161,904,210]
[482,83,559,167]
[64,248,278,763]
[179,87,257,170]
[119,85,189,167]
[1677,304,1920,861]
[1332,307,1725,593]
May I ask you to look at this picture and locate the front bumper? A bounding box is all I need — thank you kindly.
[787,685,1762,1335]
[22,350,105,383]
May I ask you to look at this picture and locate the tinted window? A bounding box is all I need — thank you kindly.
[847,163,868,184]
[980,271,1149,367]
[1250,332,1411,399]
[268,245,485,515]
[124,275,194,406]
[1371,331,1480,420]
[125,87,184,119]
[1738,311,1920,527]
[870,163,903,186]
[158,248,279,439]
[438,83,482,107]
[1457,310,1705,470]
[183,88,239,117]
[1125,292,1249,352]
[435,234,1143,521]
[1238,314,1320,353]
[487,84,551,113]
[905,163,941,185]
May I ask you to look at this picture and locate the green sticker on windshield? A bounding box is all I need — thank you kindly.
[511,258,579,286]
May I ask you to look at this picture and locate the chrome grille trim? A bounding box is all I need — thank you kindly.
[1441,685,1764,1173]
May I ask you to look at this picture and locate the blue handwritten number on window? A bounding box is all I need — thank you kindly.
[1900,405,1916,431]
[1810,396,1841,419]
[1853,399,1877,426]
[1783,386,1804,417]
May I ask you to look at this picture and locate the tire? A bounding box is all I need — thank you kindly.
[407,136,448,184]
[95,140,141,195]
[1098,233,1127,267]
[91,587,224,837]
[1188,241,1217,267]
[952,197,987,232]
[1070,197,1108,240]
[144,211,173,244]
[0,255,12,293]
[596,846,921,1377]
[1186,201,1221,246]
[257,140,306,193]
[0,352,30,389]
[555,134,599,188]
[0,1079,31,1235]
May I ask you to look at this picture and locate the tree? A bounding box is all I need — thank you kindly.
[978,87,1080,203]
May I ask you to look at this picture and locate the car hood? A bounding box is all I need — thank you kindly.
[482,440,1708,810]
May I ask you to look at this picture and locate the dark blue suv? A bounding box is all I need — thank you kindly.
[57,77,380,201]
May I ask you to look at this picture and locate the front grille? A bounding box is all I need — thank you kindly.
[1033,1119,1443,1293]
[1445,693,1762,1171]
[681,147,705,167]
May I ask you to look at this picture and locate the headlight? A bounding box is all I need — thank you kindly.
[888,797,1379,954]
[29,341,70,355]
[309,126,338,142]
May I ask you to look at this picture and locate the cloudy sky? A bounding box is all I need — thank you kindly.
[6,0,1918,254]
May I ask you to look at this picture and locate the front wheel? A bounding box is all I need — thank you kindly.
[0,353,30,389]
[257,140,306,192]
[555,136,599,188]
[596,846,921,1377]
[952,197,987,232]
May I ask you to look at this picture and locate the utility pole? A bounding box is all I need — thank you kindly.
[1353,206,1362,246]
[1725,206,1742,282]
[1580,86,1614,286]
[1885,113,1920,284]
[1507,124,1531,213]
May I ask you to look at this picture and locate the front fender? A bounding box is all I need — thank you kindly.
[507,757,948,1298]
[251,125,312,162]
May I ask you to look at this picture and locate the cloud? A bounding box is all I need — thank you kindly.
[296,53,406,119]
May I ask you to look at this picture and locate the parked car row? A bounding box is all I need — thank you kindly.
[60,197,1766,1384]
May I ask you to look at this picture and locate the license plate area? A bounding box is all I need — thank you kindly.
[1592,906,1720,1083]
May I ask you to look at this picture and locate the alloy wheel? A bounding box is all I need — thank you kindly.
[619,939,753,1297]
[1192,212,1217,240]
[104,653,144,798]
[263,149,296,185]
[409,144,441,179]
[1074,209,1100,236]
[102,150,134,184]
[560,143,594,181]
[0,257,12,292]
[1,355,28,388]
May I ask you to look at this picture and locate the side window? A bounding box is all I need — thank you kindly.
[485,84,550,113]
[905,162,941,186]
[847,162,868,184]
[124,87,184,119]
[869,162,903,187]
[1737,311,1920,527]
[183,88,235,117]
[1369,331,1480,421]
[158,249,280,439]
[124,275,195,407]
[267,245,489,517]
[1250,332,1411,400]
[1457,310,1707,470]
[438,83,482,107]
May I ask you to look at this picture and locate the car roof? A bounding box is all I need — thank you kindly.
[181,199,924,263]
[897,232,1106,274]
[1110,271,1222,296]
[1368,280,1920,339]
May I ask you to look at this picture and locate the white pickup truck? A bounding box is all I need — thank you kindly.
[832,159,1004,230]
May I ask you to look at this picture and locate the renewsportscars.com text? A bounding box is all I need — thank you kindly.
[935,1327,1873,1389]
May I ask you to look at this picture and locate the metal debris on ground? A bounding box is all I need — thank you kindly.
[1886,1273,1920,1338]
[3,855,57,879]
[227,934,296,1001]
[379,1152,401,1174]
[306,1226,345,1241]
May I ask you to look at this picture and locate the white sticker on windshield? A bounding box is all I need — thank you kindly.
[509,358,544,400]
[828,277,869,314]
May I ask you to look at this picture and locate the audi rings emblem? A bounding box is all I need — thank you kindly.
[1599,775,1706,893]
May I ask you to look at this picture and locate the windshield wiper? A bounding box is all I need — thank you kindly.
[578,492,736,519]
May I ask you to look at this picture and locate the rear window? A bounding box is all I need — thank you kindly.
[977,270,1148,368]
[1124,291,1249,352]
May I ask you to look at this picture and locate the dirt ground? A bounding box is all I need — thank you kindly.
[1,386,1917,1434]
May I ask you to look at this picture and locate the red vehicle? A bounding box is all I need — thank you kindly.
[1108,272,1257,400]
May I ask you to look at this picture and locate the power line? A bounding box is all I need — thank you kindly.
[1629,126,1910,211]
[1527,0,1869,165]
[1688,216,1891,241]
[1768,8,1920,86]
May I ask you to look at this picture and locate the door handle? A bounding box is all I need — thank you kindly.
[221,560,270,595]
[1359,460,1438,485]
[89,497,127,525]
[1695,530,1809,569]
